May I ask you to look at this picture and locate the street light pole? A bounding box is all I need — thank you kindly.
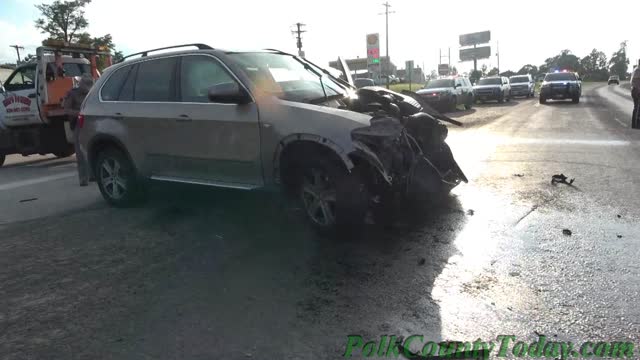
[381,1,394,89]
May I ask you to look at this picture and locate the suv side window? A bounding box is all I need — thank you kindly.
[100,65,132,101]
[134,57,177,102]
[180,55,236,103]
[4,64,37,92]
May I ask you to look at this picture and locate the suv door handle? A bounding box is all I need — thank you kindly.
[176,114,192,122]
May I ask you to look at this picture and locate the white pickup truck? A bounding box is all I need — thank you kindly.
[0,40,111,167]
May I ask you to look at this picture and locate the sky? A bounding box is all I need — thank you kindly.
[1,0,639,75]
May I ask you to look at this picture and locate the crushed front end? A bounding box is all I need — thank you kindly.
[344,86,468,208]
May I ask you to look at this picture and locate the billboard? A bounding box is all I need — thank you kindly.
[460,46,491,62]
[366,33,380,66]
[459,31,491,47]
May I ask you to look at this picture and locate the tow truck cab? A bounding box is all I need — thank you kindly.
[0,41,111,164]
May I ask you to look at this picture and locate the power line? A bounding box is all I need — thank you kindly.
[291,23,307,58]
[9,45,24,63]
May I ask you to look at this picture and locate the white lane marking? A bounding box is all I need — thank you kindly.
[0,172,76,191]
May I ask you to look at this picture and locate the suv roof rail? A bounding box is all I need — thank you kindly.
[120,43,213,63]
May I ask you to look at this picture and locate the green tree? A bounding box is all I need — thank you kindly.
[541,50,581,73]
[517,64,538,75]
[500,70,515,77]
[580,49,609,81]
[609,41,629,80]
[487,67,499,76]
[469,70,482,84]
[35,0,91,43]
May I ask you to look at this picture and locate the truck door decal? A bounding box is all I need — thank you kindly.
[2,94,32,113]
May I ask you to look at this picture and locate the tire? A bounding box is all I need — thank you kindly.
[53,145,75,158]
[297,157,368,234]
[95,147,144,207]
[572,96,580,104]
[540,96,547,104]
[449,96,458,112]
[0,154,5,167]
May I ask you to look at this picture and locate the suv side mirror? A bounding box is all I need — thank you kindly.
[207,83,251,104]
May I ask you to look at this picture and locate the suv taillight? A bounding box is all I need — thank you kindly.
[77,114,85,129]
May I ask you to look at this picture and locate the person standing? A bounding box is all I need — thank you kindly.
[63,74,94,186]
[631,60,640,129]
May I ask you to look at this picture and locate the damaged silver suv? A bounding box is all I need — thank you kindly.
[78,44,467,232]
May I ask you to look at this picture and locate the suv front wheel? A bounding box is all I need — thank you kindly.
[96,147,144,207]
[297,158,368,234]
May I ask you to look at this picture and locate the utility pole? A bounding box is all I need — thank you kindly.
[291,23,307,58]
[380,2,394,89]
[9,45,24,63]
[496,41,500,75]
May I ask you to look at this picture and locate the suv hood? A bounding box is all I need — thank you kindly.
[416,87,452,94]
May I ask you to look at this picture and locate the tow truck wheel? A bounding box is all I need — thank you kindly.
[0,154,5,167]
[96,147,144,207]
[53,145,75,158]
[297,157,368,234]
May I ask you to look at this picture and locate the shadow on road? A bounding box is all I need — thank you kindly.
[0,180,468,359]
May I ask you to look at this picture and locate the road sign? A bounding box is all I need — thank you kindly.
[366,33,380,65]
[460,46,491,62]
[438,63,450,75]
[459,31,491,47]
[406,60,414,90]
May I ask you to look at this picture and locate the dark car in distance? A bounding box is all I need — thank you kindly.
[416,77,474,112]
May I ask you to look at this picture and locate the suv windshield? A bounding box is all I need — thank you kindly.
[229,52,345,103]
[545,73,577,81]
[425,79,454,88]
[478,78,502,85]
[510,76,529,83]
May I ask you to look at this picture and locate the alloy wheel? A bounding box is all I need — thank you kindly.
[100,157,127,200]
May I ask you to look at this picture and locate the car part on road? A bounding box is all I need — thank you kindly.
[551,173,575,186]
[563,229,572,236]
[19,197,38,203]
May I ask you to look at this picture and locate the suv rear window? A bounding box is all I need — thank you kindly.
[134,58,177,102]
[100,65,132,101]
[510,76,529,83]
[478,78,502,85]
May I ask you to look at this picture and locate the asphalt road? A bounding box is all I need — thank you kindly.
[1,83,638,359]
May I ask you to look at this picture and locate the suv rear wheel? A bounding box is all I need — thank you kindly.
[297,157,368,233]
[95,147,144,207]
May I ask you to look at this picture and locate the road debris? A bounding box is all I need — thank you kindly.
[513,173,525,177]
[562,229,572,236]
[19,198,38,203]
[617,214,622,219]
[551,174,575,186]
[617,234,623,239]
[418,258,426,266]
[509,271,521,277]
[466,209,475,216]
